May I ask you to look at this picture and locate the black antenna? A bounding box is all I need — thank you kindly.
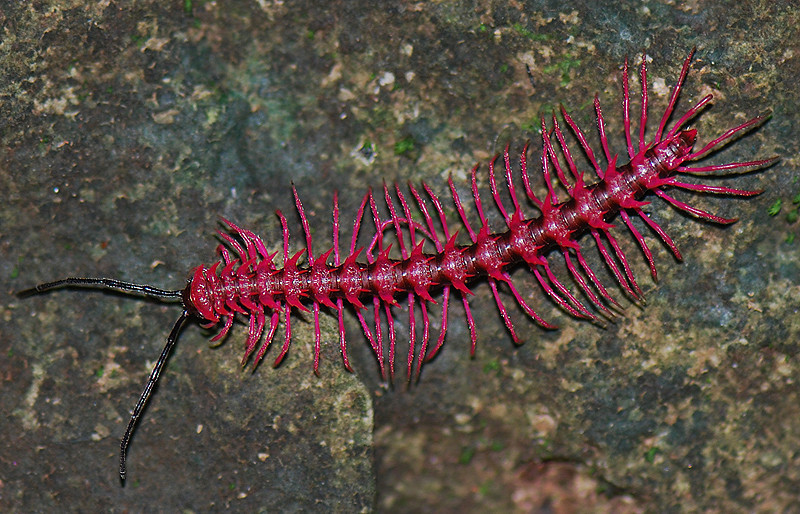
[18,276,190,481]
[17,277,183,300]
[119,310,189,481]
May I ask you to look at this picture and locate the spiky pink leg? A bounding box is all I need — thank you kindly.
[272,207,308,365]
[410,183,455,366]
[335,299,352,371]
[541,118,572,190]
[292,186,327,374]
[502,272,556,329]
[395,184,424,379]
[471,158,527,342]
[488,146,527,226]
[347,191,384,377]
[367,195,388,379]
[541,263,595,319]
[447,171,486,356]
[665,180,762,196]
[488,155,511,223]
[622,57,635,159]
[574,247,621,308]
[242,310,266,366]
[424,286,451,363]
[593,96,612,176]
[634,208,683,261]
[654,190,738,224]
[383,184,409,380]
[559,105,602,177]
[414,301,431,380]
[385,183,409,257]
[332,192,353,372]
[406,294,416,382]
[684,115,770,160]
[461,296,478,356]
[619,210,658,279]
[312,303,322,375]
[383,302,397,379]
[274,303,293,366]
[638,51,649,153]
[502,145,524,215]
[560,250,612,314]
[372,297,385,378]
[217,229,246,260]
[211,315,234,342]
[489,279,521,343]
[450,170,478,241]
[655,48,696,141]
[679,157,776,173]
[666,95,713,139]
[253,311,280,367]
[532,267,590,320]
[518,142,545,208]
[591,229,640,300]
[603,230,643,297]
[551,113,582,184]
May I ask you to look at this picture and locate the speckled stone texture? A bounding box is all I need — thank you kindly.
[1,1,798,512]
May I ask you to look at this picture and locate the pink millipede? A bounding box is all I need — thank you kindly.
[19,48,775,481]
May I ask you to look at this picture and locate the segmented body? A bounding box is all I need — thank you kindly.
[21,48,774,480]
[182,49,771,381]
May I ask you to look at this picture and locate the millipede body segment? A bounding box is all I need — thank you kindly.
[19,48,775,481]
